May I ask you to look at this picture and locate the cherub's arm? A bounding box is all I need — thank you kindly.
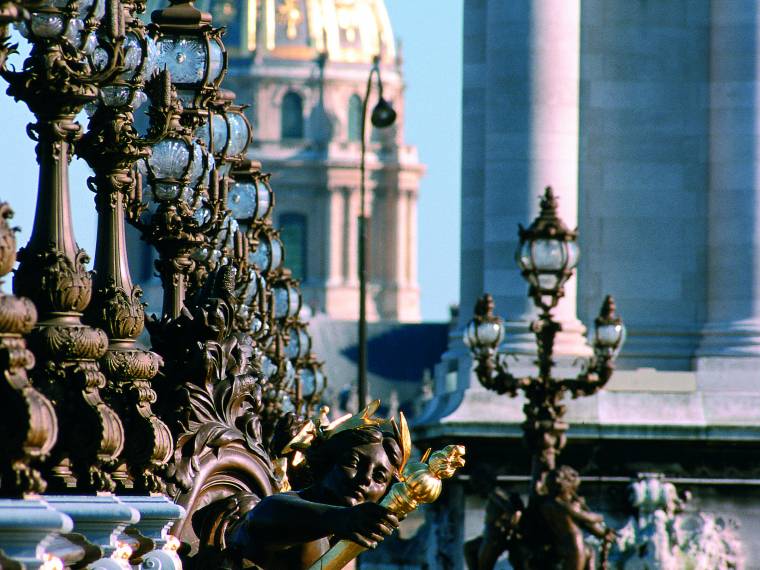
[231,492,399,555]
[554,498,607,536]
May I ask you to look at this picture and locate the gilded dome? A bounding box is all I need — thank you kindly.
[193,0,396,63]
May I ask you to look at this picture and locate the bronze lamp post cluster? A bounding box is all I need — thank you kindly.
[0,0,326,504]
[464,187,625,568]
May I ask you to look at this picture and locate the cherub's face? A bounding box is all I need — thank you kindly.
[320,442,394,506]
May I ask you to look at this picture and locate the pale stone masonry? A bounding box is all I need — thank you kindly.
[419,0,760,564]
[222,0,425,322]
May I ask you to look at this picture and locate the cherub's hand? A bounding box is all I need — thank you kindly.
[331,503,399,549]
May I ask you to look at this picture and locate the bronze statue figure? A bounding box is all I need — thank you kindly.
[538,466,615,570]
[465,466,615,570]
[224,404,404,568]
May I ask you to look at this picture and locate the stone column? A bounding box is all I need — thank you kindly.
[407,189,418,287]
[481,0,588,356]
[696,0,760,395]
[327,187,344,287]
[698,0,760,360]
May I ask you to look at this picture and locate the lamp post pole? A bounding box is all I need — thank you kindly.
[357,55,396,411]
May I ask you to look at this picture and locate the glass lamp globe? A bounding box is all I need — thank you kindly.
[227,171,272,222]
[196,110,229,158]
[18,0,90,40]
[370,97,396,128]
[285,326,312,361]
[516,187,579,308]
[297,360,326,403]
[95,32,157,109]
[226,107,251,157]
[594,295,625,357]
[517,238,579,293]
[464,317,504,351]
[273,281,302,320]
[464,293,504,351]
[151,0,227,109]
[248,230,283,274]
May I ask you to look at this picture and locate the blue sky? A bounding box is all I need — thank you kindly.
[384,0,463,321]
[0,1,463,321]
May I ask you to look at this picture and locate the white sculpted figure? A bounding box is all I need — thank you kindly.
[610,474,743,570]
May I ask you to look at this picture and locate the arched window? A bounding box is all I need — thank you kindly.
[279,213,308,281]
[281,91,304,139]
[348,94,362,142]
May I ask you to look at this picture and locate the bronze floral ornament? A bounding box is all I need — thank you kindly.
[0,203,57,496]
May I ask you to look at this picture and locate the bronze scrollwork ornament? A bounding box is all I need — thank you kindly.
[0,203,57,496]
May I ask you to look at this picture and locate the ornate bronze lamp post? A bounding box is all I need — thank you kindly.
[358,53,396,410]
[464,187,625,568]
[126,0,227,320]
[2,0,129,491]
[75,1,174,492]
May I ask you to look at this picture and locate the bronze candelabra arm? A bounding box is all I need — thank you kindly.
[558,294,625,399]
[471,346,532,396]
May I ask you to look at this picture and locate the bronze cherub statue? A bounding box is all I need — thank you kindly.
[225,401,466,570]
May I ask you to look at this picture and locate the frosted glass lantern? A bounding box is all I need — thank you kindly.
[515,187,579,310]
[151,0,227,109]
[142,138,211,204]
[593,295,626,358]
[464,318,504,351]
[227,175,272,222]
[273,282,301,320]
[285,327,312,360]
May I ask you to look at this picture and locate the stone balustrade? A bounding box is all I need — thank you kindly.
[0,496,184,569]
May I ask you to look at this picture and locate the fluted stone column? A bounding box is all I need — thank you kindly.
[481,0,588,357]
[698,0,760,361]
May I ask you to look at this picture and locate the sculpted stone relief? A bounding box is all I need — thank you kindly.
[611,474,743,570]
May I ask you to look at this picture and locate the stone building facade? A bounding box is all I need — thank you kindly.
[413,1,760,567]
[133,0,424,322]
[216,0,424,321]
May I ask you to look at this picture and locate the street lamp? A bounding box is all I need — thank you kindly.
[358,54,396,411]
[464,186,625,568]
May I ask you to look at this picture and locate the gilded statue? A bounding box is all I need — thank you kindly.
[225,401,466,570]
